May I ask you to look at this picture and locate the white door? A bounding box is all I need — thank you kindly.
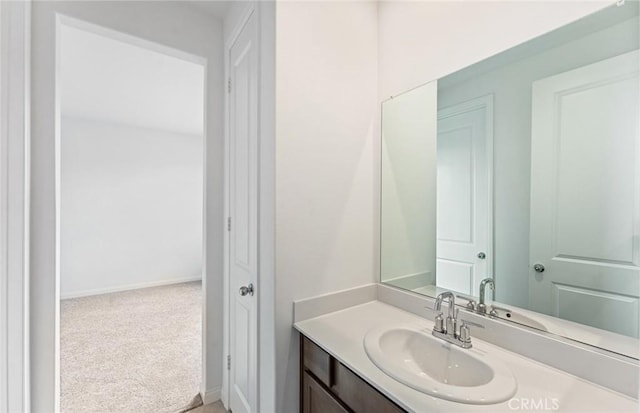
[228,10,258,413]
[529,50,640,337]
[437,96,493,297]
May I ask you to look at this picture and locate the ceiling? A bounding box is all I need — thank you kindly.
[60,22,205,136]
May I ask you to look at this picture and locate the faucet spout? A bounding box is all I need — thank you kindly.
[478,278,495,314]
[434,291,456,319]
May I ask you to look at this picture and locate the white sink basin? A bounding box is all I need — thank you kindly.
[364,324,517,404]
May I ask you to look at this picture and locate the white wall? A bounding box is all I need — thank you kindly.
[60,118,203,298]
[438,13,639,307]
[378,0,612,100]
[275,2,379,411]
[30,2,225,410]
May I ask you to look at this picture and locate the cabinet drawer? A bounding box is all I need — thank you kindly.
[332,361,404,413]
[302,371,350,413]
[302,336,332,387]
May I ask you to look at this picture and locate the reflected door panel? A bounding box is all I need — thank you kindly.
[529,50,640,337]
[437,96,492,296]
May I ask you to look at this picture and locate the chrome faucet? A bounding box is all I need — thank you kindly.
[477,278,495,314]
[432,291,483,349]
[434,291,456,336]
[453,280,514,321]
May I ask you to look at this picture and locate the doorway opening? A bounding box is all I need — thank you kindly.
[57,17,207,413]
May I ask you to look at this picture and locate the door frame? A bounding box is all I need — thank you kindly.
[0,1,31,411]
[52,13,210,410]
[437,94,495,290]
[223,3,258,409]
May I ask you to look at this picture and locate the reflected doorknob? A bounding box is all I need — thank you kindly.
[477,252,486,259]
[533,263,545,273]
[239,283,254,296]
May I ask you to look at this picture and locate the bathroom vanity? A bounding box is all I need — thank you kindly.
[300,335,403,413]
[295,297,638,413]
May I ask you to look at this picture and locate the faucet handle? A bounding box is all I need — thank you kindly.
[489,305,512,318]
[433,312,445,333]
[456,294,477,311]
[458,319,484,345]
[424,306,446,333]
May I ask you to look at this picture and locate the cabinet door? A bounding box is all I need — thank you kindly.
[332,361,404,413]
[302,371,349,413]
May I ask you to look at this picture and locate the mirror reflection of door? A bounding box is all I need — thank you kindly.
[436,96,493,297]
[529,50,640,337]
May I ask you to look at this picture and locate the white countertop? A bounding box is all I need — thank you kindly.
[294,300,639,412]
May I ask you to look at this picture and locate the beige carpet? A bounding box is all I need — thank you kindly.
[61,281,202,413]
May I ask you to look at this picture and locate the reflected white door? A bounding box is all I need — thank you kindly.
[529,50,640,337]
[437,96,493,296]
[228,10,258,413]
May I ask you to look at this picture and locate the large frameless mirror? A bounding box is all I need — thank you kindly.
[380,2,639,358]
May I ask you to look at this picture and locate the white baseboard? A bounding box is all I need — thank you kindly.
[201,386,222,405]
[60,276,202,300]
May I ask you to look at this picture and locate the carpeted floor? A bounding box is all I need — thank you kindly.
[60,281,202,413]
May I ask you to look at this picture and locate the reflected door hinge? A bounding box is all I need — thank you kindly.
[228,78,232,93]
[227,217,232,232]
[227,355,231,370]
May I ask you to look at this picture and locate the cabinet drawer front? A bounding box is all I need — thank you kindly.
[302,371,350,413]
[332,362,405,413]
[302,336,332,386]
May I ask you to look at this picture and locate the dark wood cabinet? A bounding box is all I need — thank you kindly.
[300,334,406,413]
[302,371,350,413]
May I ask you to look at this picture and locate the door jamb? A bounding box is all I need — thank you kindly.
[0,1,31,411]
[0,0,31,411]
